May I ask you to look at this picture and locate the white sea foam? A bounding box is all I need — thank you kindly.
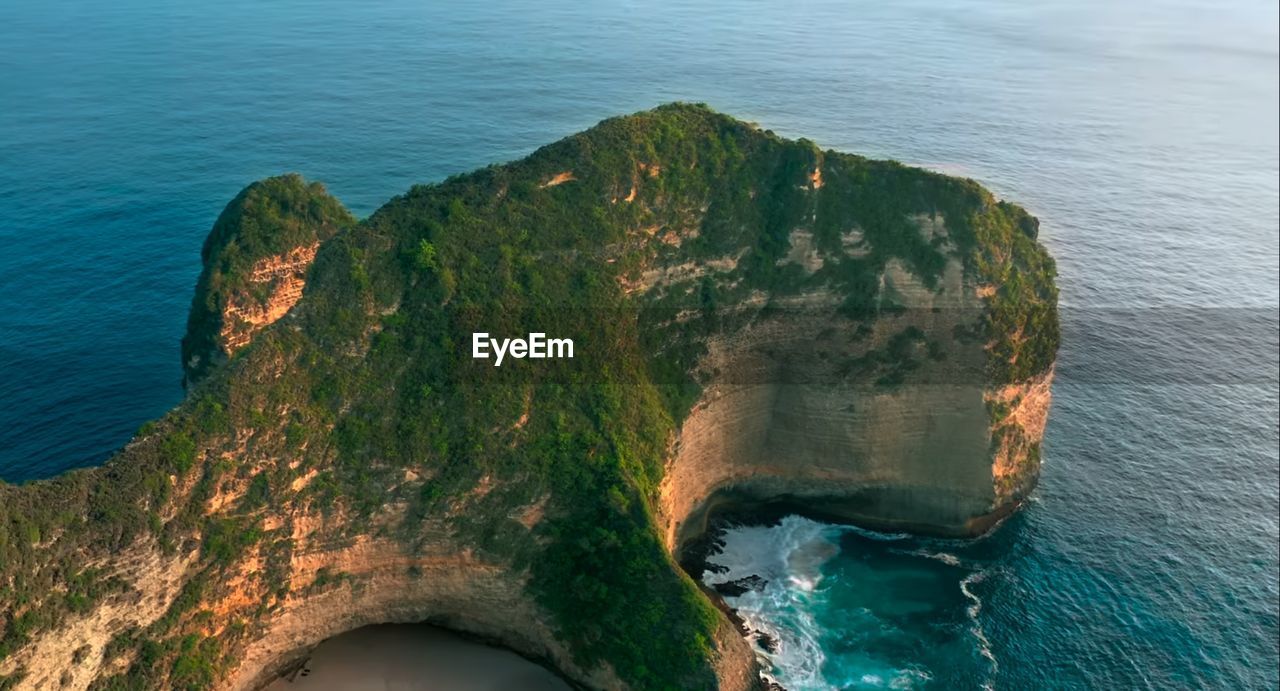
[960,570,999,687]
[850,667,934,689]
[840,524,912,542]
[916,550,962,567]
[889,668,933,689]
[703,516,839,690]
[704,517,991,690]
[702,515,837,590]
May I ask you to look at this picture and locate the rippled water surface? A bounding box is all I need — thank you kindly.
[1,0,1276,687]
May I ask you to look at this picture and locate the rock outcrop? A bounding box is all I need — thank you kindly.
[181,175,354,387]
[0,104,1057,691]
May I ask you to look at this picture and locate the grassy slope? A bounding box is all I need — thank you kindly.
[0,104,1057,690]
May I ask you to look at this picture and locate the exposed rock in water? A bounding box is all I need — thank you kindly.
[713,575,769,597]
[754,631,780,655]
[0,104,1057,691]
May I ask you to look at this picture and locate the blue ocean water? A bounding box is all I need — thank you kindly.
[1,0,1276,688]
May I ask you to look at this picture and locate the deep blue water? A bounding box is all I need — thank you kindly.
[1,0,1277,688]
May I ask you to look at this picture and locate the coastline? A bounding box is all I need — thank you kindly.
[677,500,1020,691]
[674,491,1023,571]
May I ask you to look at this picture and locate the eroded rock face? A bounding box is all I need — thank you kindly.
[4,541,197,690]
[2,486,623,691]
[222,520,620,691]
[181,174,354,387]
[988,367,1055,505]
[658,296,1051,553]
[624,193,1054,549]
[217,243,318,354]
[0,105,1056,691]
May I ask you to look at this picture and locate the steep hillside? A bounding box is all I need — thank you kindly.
[0,104,1057,691]
[181,175,356,386]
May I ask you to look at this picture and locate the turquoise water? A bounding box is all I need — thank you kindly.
[1,0,1277,688]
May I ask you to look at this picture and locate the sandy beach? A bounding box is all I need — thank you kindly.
[264,624,571,691]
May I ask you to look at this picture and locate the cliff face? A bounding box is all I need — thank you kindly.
[180,175,354,387]
[0,104,1057,691]
[657,252,1050,550]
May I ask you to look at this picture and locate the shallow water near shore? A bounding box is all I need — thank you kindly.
[702,516,984,690]
[1,0,1276,687]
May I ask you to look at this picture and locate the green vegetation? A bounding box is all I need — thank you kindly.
[836,326,946,388]
[180,174,356,386]
[971,201,1059,383]
[0,104,1057,689]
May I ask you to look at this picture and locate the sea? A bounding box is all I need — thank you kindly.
[1,0,1276,688]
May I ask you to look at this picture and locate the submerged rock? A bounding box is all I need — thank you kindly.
[713,575,769,597]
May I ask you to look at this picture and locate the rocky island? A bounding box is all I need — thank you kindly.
[0,104,1058,690]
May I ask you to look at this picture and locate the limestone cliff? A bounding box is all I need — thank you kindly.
[0,104,1057,691]
[181,174,355,387]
